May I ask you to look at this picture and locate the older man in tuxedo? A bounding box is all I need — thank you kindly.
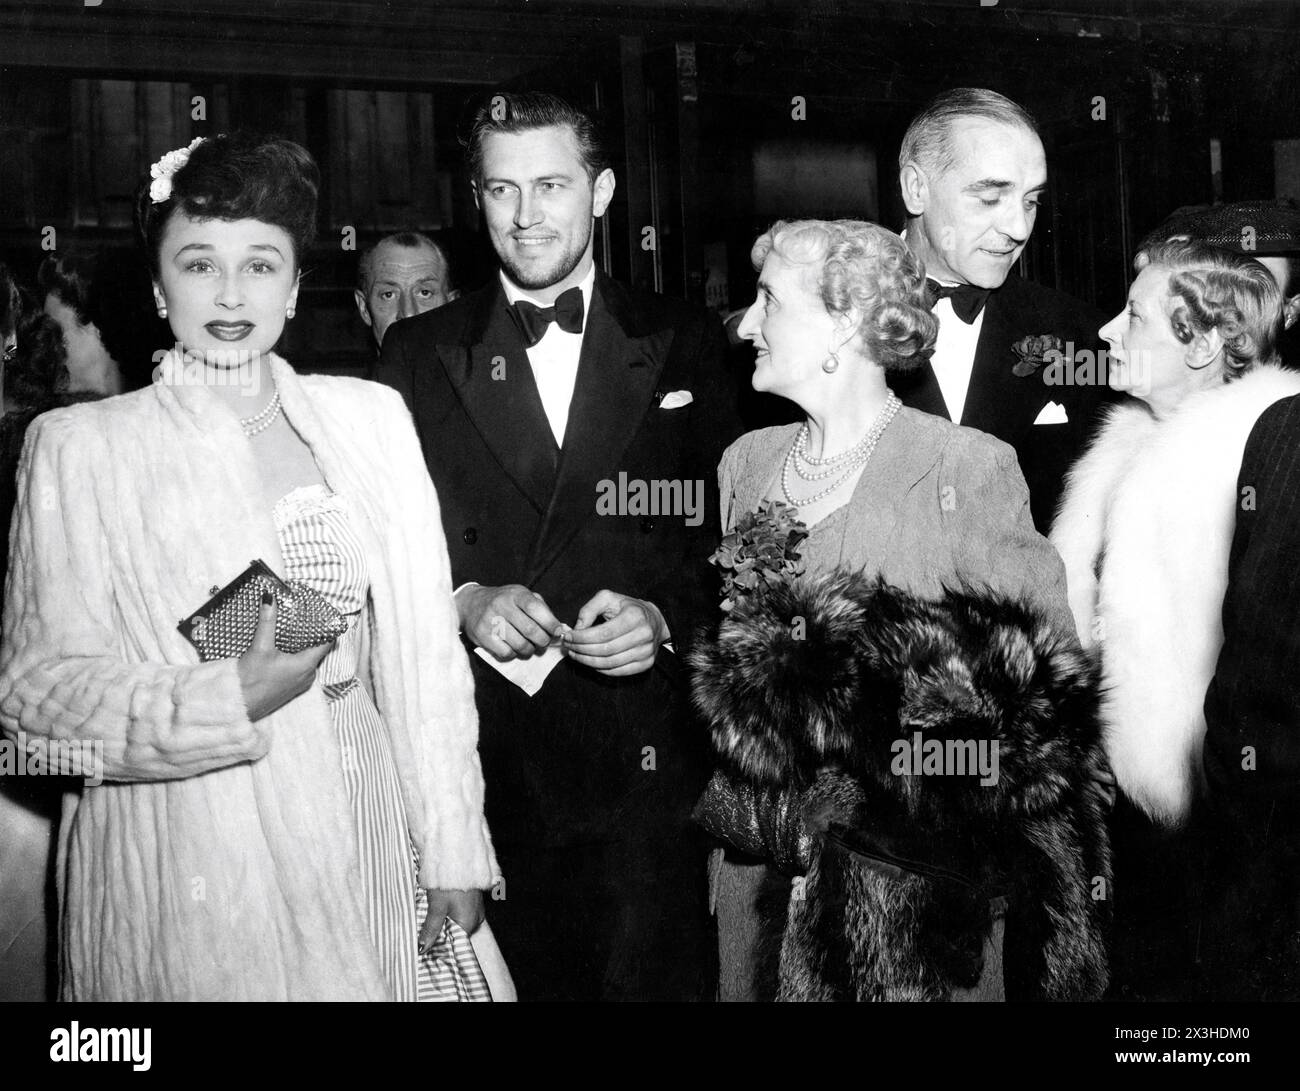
[894,88,1113,531]
[375,91,737,1000]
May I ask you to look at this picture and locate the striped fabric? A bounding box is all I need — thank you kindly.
[418,916,493,1002]
[275,484,491,1002]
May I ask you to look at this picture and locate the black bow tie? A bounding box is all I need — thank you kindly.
[925,279,992,325]
[508,286,585,347]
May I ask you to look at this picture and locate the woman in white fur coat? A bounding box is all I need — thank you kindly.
[1052,239,1299,829]
[0,133,512,1001]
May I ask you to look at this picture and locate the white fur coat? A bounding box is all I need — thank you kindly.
[0,354,506,1000]
[1051,364,1300,825]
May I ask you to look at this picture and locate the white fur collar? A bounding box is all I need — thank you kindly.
[1052,364,1300,823]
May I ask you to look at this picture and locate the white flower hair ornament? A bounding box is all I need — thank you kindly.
[149,137,206,204]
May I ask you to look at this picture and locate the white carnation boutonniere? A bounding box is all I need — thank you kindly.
[149,137,205,204]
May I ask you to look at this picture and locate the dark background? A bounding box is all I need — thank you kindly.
[1,0,1297,374]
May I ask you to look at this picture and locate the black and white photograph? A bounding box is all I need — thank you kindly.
[0,0,1297,1070]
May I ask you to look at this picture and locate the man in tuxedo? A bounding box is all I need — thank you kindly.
[893,88,1113,532]
[374,91,737,1000]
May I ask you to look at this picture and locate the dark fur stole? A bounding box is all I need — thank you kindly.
[690,571,1111,1001]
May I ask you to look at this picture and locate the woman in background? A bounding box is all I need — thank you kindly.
[1052,238,1298,999]
[39,245,165,396]
[0,264,86,1001]
[1,273,79,595]
[0,132,511,1001]
[0,264,18,395]
[0,264,59,1002]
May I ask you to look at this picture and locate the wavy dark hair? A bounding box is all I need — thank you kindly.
[463,91,610,186]
[136,131,320,275]
[7,309,71,407]
[1,262,19,339]
[38,246,161,388]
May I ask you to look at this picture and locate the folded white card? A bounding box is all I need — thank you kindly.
[473,642,565,696]
[659,390,694,409]
[1033,400,1068,425]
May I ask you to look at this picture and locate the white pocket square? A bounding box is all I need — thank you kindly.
[1033,401,1068,425]
[659,390,694,409]
[474,643,565,697]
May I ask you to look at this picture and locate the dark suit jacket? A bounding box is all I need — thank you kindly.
[892,273,1114,533]
[374,270,739,849]
[1198,393,1300,998]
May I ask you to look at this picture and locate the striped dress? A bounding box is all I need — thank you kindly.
[275,484,490,1002]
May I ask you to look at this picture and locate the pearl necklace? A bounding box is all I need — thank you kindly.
[240,390,282,437]
[781,391,900,507]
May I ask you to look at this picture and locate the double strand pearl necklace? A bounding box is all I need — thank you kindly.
[781,391,900,507]
[240,389,282,437]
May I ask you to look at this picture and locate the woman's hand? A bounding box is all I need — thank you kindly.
[419,888,486,952]
[235,594,333,721]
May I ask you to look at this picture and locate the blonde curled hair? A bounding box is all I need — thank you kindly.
[750,219,938,373]
[1134,239,1282,377]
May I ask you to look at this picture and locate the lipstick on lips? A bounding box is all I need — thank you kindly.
[205,320,254,341]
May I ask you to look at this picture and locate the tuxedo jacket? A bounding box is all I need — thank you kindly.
[1205,392,1300,812]
[892,273,1113,532]
[375,270,739,848]
[1198,392,1300,998]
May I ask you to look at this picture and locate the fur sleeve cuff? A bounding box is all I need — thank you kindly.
[2,655,266,782]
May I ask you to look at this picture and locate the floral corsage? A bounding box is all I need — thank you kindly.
[708,500,809,612]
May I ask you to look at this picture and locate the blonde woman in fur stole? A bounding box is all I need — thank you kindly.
[0,133,512,1001]
[1051,238,1298,999]
[691,220,1110,1001]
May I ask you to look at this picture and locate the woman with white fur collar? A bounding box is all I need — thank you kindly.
[1052,239,1299,827]
[0,133,510,1001]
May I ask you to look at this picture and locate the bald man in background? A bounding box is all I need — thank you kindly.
[355,232,457,353]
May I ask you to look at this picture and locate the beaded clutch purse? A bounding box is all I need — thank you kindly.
[178,558,348,662]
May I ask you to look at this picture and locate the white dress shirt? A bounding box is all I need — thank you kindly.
[929,291,986,425]
[453,266,595,605]
[459,264,673,656]
[900,229,985,424]
[499,264,596,447]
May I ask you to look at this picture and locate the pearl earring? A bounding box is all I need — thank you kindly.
[286,307,296,320]
[157,306,167,319]
[822,352,840,374]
